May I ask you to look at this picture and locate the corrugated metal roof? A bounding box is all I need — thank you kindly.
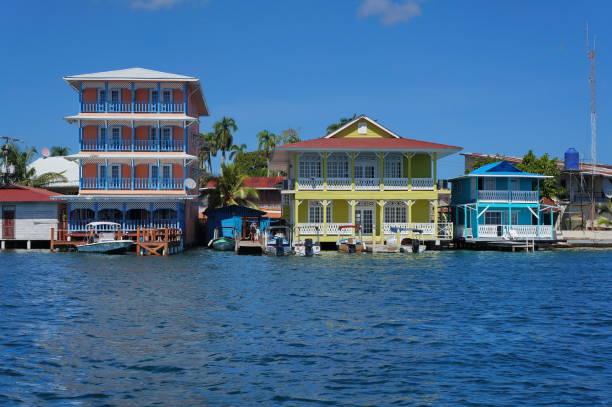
[0,185,63,202]
[63,67,197,81]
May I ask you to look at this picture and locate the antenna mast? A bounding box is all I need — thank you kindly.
[586,24,597,228]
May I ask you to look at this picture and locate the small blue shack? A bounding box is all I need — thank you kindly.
[450,161,556,240]
[204,205,269,243]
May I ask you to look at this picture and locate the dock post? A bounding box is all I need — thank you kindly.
[50,228,55,252]
[27,240,31,250]
[1,240,5,250]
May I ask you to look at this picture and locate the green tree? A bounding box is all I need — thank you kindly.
[278,128,301,144]
[596,202,611,227]
[257,130,279,159]
[50,146,70,156]
[229,143,247,161]
[517,150,563,198]
[465,154,504,173]
[199,131,218,173]
[2,144,67,187]
[326,114,357,134]
[234,150,269,177]
[208,162,260,208]
[213,117,238,164]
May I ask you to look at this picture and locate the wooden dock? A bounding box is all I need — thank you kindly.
[235,238,263,255]
[50,227,183,256]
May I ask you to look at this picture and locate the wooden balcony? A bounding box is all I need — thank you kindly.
[80,139,185,152]
[80,177,185,191]
[478,190,539,203]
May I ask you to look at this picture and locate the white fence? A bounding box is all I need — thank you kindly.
[383,178,409,190]
[382,222,453,239]
[326,178,352,190]
[412,178,434,190]
[297,178,324,190]
[477,224,554,239]
[478,190,538,202]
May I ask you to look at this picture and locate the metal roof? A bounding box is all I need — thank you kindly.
[63,67,197,81]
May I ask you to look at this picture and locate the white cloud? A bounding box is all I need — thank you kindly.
[358,0,425,26]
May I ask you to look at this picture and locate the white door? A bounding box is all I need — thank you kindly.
[354,204,375,235]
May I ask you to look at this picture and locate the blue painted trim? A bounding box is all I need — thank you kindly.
[79,82,83,110]
[131,124,135,152]
[104,82,109,112]
[130,82,135,113]
[183,126,187,152]
[183,83,188,114]
[156,82,161,113]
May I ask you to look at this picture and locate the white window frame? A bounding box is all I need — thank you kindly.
[384,201,407,223]
[109,88,121,103]
[150,89,159,103]
[97,89,106,103]
[327,153,349,178]
[298,153,322,178]
[355,153,377,179]
[109,126,122,142]
[308,201,332,223]
[149,164,159,179]
[383,153,402,178]
[97,126,107,142]
[97,164,108,179]
[161,164,173,179]
[161,89,173,103]
[484,211,502,225]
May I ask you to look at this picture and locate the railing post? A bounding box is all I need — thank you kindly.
[156,82,161,113]
[183,83,188,114]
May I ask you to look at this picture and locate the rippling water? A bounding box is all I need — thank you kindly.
[0,249,610,406]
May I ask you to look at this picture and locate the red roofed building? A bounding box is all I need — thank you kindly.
[268,115,463,243]
[200,176,285,218]
[0,185,64,248]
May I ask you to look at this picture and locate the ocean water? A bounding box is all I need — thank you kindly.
[0,249,610,406]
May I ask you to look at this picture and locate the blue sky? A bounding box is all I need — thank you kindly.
[1,0,611,177]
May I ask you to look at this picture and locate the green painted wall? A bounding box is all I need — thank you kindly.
[411,154,432,178]
[332,200,349,222]
[412,200,430,222]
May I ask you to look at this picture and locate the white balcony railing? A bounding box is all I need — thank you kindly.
[510,191,539,202]
[477,224,554,239]
[412,178,434,190]
[325,223,354,235]
[383,178,409,190]
[478,190,538,202]
[355,178,379,190]
[382,222,453,239]
[326,178,352,190]
[297,223,322,235]
[297,178,324,190]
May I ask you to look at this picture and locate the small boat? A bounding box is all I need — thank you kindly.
[294,226,321,256]
[263,226,293,256]
[337,225,366,253]
[77,222,134,254]
[209,227,236,251]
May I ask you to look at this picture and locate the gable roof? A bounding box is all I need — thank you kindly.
[0,185,63,202]
[324,115,400,139]
[451,160,552,180]
[63,67,197,81]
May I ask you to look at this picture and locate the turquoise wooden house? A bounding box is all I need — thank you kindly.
[450,161,555,239]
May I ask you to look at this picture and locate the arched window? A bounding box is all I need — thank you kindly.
[70,209,95,221]
[98,209,122,222]
[126,209,149,221]
[153,209,177,221]
[327,153,349,179]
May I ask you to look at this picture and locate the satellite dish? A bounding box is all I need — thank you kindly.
[184,178,197,189]
[41,148,50,158]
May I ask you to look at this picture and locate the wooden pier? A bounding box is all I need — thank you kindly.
[235,238,263,255]
[50,227,183,256]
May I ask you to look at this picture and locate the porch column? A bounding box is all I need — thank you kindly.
[379,153,384,190]
[130,158,135,190]
[104,81,108,112]
[508,204,512,233]
[183,122,188,152]
[294,152,299,191]
[378,200,386,240]
[157,159,161,190]
[122,203,127,230]
[156,82,161,112]
[104,158,109,190]
[463,205,467,235]
[433,198,439,237]
[351,152,355,191]
[183,83,188,113]
[78,121,83,149]
[104,120,108,152]
[550,208,554,239]
[183,159,187,191]
[322,152,327,190]
[349,200,357,237]
[157,121,161,152]
[433,152,438,190]
[322,199,327,236]
[78,162,82,189]
[407,153,413,190]
[130,82,135,113]
[294,199,302,240]
[149,203,154,228]
[131,121,135,152]
[67,202,71,233]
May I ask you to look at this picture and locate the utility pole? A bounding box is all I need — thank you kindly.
[586,24,598,229]
[0,136,22,186]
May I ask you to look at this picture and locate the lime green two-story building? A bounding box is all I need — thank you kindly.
[269,115,462,243]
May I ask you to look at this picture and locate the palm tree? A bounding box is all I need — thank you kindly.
[211,162,259,208]
[50,146,70,156]
[2,144,67,187]
[257,130,278,159]
[199,131,218,173]
[229,143,247,161]
[213,117,238,164]
[326,114,357,134]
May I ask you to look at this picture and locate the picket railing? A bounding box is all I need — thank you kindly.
[479,190,539,202]
[355,178,379,190]
[326,178,352,190]
[383,178,409,190]
[477,224,554,239]
[81,101,185,113]
[297,178,324,190]
[412,178,434,190]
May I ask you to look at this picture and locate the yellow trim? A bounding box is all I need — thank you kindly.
[433,152,438,191]
[322,199,327,236]
[351,152,355,190]
[295,190,439,200]
[322,152,327,190]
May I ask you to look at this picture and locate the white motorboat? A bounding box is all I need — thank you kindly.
[77,222,134,254]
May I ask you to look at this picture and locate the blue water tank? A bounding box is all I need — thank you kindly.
[564,148,580,171]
